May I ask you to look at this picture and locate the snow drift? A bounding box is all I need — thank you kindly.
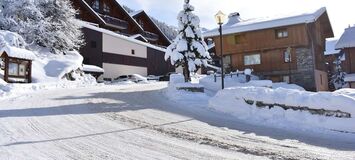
[209,87,355,133]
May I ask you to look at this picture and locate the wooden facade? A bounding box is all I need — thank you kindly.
[341,48,355,73]
[207,10,333,91]
[1,51,32,83]
[131,11,171,47]
[71,0,170,47]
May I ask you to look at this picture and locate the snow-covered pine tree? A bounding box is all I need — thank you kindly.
[0,0,43,44]
[0,0,83,54]
[165,0,211,82]
[331,54,347,90]
[37,0,84,54]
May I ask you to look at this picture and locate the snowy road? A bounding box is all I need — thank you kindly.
[0,82,355,160]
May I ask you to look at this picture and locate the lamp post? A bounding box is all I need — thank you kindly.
[286,47,292,83]
[215,11,226,89]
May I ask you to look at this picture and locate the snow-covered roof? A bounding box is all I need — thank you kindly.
[78,21,166,52]
[83,64,104,73]
[0,45,36,60]
[324,38,340,55]
[130,34,148,42]
[129,10,144,17]
[345,74,355,82]
[335,26,355,49]
[130,10,171,43]
[203,7,327,37]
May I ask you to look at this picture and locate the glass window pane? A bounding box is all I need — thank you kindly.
[8,63,18,76]
[19,64,26,76]
[244,54,261,65]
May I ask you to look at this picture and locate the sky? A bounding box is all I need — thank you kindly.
[117,0,355,38]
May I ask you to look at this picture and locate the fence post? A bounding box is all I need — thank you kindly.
[214,74,217,82]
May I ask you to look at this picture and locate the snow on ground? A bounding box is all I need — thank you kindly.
[209,87,355,133]
[1,83,355,160]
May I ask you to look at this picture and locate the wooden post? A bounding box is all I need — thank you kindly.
[28,60,32,83]
[4,56,9,82]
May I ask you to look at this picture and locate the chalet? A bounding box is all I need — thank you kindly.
[71,0,174,79]
[0,45,35,83]
[204,7,334,91]
[335,26,355,88]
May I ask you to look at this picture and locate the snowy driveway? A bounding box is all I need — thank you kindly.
[0,82,354,160]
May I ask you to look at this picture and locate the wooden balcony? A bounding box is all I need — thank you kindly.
[98,14,128,30]
[142,31,159,41]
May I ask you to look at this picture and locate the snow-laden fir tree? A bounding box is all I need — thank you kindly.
[0,0,83,54]
[36,0,84,54]
[331,54,347,90]
[165,0,211,82]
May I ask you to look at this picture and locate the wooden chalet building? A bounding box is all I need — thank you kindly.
[204,8,334,91]
[70,0,174,79]
[335,26,355,88]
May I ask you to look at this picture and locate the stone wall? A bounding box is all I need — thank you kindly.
[291,47,316,91]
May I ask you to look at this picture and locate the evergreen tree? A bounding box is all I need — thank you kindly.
[37,0,84,54]
[331,54,347,90]
[0,0,83,54]
[164,0,211,82]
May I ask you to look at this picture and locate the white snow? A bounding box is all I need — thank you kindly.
[209,87,355,133]
[0,44,36,60]
[204,7,327,37]
[345,73,355,82]
[83,64,104,73]
[325,38,341,55]
[0,31,36,60]
[335,26,355,49]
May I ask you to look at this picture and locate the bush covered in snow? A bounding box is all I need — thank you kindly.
[165,0,211,82]
[0,0,84,54]
[209,87,355,133]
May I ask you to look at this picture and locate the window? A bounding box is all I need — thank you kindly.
[8,63,18,76]
[226,34,245,45]
[276,29,288,38]
[92,0,99,11]
[284,50,292,63]
[0,58,4,70]
[320,74,323,85]
[103,3,110,13]
[244,54,261,65]
[19,64,26,76]
[131,49,135,55]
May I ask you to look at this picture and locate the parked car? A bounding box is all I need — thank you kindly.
[113,74,148,83]
[147,75,161,81]
[159,72,177,81]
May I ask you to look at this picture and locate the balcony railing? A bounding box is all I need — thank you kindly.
[142,31,159,41]
[98,14,128,30]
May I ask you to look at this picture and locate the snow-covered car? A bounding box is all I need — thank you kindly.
[113,74,148,83]
[159,72,177,81]
[147,75,161,81]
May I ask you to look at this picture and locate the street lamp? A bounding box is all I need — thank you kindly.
[215,11,226,89]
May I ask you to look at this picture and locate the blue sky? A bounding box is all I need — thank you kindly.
[117,0,355,37]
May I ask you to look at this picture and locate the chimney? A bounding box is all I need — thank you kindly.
[226,12,242,26]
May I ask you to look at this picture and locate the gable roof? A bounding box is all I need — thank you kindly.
[78,21,166,52]
[335,26,355,49]
[130,10,171,44]
[78,0,144,32]
[324,38,340,55]
[0,45,36,60]
[204,7,328,37]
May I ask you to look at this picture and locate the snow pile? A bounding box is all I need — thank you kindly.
[272,82,305,91]
[334,88,355,99]
[209,87,355,133]
[165,74,208,102]
[199,74,259,93]
[31,49,84,83]
[83,64,104,73]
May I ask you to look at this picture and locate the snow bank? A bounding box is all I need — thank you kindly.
[272,82,305,91]
[165,74,209,102]
[334,89,355,99]
[209,87,355,133]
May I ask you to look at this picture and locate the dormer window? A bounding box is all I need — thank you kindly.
[276,29,288,39]
[92,0,99,11]
[103,3,110,13]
